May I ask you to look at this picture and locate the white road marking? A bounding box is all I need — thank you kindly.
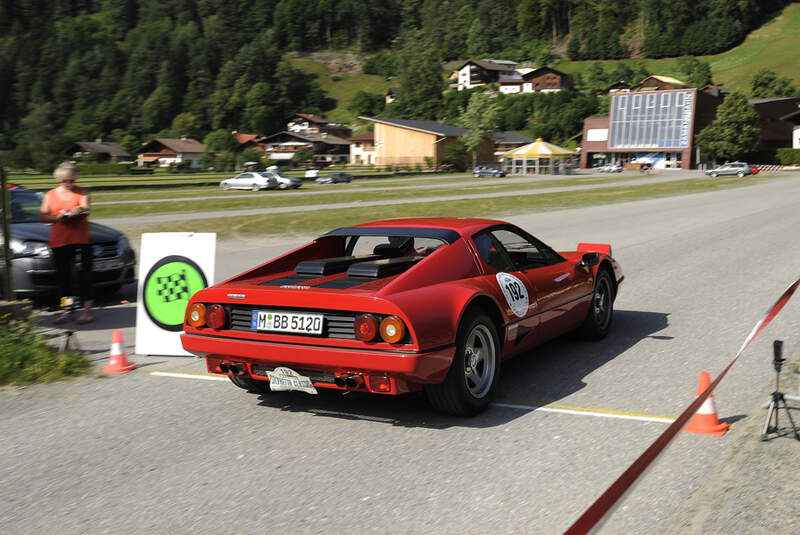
[150,371,228,381]
[151,371,676,423]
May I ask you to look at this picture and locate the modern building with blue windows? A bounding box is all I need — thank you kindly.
[580,88,722,170]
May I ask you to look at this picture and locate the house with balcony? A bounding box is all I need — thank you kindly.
[498,67,573,95]
[286,113,351,138]
[348,132,376,165]
[136,137,206,168]
[65,139,131,163]
[261,131,351,163]
[456,59,518,91]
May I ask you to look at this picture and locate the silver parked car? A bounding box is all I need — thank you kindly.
[705,162,753,178]
[262,171,303,189]
[472,163,506,177]
[316,172,353,184]
[2,186,136,298]
[220,172,277,191]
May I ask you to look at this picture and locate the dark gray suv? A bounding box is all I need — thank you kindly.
[2,186,136,298]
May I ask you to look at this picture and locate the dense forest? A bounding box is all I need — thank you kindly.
[0,0,792,168]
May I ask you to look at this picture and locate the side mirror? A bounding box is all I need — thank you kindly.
[576,252,600,269]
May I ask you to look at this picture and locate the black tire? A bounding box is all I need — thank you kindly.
[229,375,272,394]
[737,171,744,177]
[578,269,614,340]
[425,310,500,416]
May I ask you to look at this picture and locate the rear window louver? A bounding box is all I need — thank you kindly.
[345,256,421,278]
[294,255,379,276]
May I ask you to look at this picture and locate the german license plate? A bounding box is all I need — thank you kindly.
[266,367,318,394]
[251,310,323,334]
[93,258,123,272]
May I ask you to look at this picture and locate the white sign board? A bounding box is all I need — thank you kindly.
[135,233,216,356]
[586,128,609,142]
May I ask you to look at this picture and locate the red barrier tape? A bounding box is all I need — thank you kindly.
[564,277,800,535]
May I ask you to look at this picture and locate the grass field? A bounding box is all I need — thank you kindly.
[87,173,670,218]
[111,173,793,240]
[288,54,392,124]
[552,3,800,93]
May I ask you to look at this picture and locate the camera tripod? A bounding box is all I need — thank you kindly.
[761,340,800,441]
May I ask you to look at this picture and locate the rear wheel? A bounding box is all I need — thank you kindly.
[425,310,500,416]
[577,270,614,340]
[229,375,272,394]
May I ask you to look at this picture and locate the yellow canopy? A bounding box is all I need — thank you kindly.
[503,138,574,159]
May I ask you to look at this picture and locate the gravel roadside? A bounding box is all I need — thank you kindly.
[672,366,800,534]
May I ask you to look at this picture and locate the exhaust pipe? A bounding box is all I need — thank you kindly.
[334,375,346,388]
[220,362,247,375]
[344,375,364,389]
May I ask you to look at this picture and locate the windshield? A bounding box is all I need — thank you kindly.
[7,189,44,223]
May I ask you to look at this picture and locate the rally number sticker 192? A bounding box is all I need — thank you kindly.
[496,272,529,318]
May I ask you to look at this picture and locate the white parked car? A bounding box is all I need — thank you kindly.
[220,172,277,191]
[596,163,623,173]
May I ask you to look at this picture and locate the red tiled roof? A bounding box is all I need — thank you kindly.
[236,133,259,144]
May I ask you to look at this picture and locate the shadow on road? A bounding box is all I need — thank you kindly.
[245,308,670,429]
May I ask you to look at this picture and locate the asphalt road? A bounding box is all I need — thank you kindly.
[3,175,800,533]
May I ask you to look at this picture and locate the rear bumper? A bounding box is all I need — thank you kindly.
[180,332,455,393]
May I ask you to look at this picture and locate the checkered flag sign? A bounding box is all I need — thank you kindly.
[156,269,189,303]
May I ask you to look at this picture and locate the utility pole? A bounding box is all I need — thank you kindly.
[0,164,13,300]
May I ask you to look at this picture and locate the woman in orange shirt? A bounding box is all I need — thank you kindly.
[39,162,94,324]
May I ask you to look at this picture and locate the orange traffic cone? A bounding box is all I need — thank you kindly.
[102,330,137,374]
[684,371,729,436]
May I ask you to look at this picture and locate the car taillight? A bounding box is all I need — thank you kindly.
[380,316,406,344]
[206,304,226,329]
[187,303,206,327]
[354,314,379,341]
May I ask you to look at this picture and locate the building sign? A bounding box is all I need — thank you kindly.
[679,91,694,147]
[586,128,609,142]
[608,90,695,149]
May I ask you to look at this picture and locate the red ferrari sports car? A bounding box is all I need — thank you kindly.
[181,218,623,415]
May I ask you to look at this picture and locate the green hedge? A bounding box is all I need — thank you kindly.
[0,316,91,385]
[776,148,800,165]
[77,163,131,175]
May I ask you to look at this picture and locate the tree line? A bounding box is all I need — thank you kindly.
[0,0,795,170]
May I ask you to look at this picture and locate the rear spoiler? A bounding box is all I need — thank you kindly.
[577,242,612,256]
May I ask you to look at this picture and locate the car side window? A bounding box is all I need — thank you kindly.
[472,231,515,272]
[491,228,563,270]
